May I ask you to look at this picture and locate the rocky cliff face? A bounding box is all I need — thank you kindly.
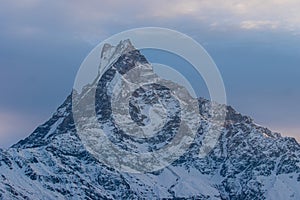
[0,40,300,200]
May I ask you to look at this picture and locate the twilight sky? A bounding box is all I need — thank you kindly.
[0,0,299,148]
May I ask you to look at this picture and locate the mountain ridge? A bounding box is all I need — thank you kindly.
[1,40,300,199]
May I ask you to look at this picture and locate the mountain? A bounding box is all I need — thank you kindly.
[1,40,300,200]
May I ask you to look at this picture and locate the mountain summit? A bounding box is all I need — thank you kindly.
[1,40,300,199]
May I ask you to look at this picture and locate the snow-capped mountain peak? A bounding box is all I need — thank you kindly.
[99,39,135,72]
[1,40,300,199]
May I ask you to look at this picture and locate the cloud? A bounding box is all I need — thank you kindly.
[1,0,300,44]
[240,20,279,30]
[0,110,43,148]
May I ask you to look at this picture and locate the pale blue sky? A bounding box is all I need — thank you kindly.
[0,0,299,148]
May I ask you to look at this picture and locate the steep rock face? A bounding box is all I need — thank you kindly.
[1,40,300,200]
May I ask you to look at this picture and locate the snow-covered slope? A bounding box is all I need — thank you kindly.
[0,40,300,200]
